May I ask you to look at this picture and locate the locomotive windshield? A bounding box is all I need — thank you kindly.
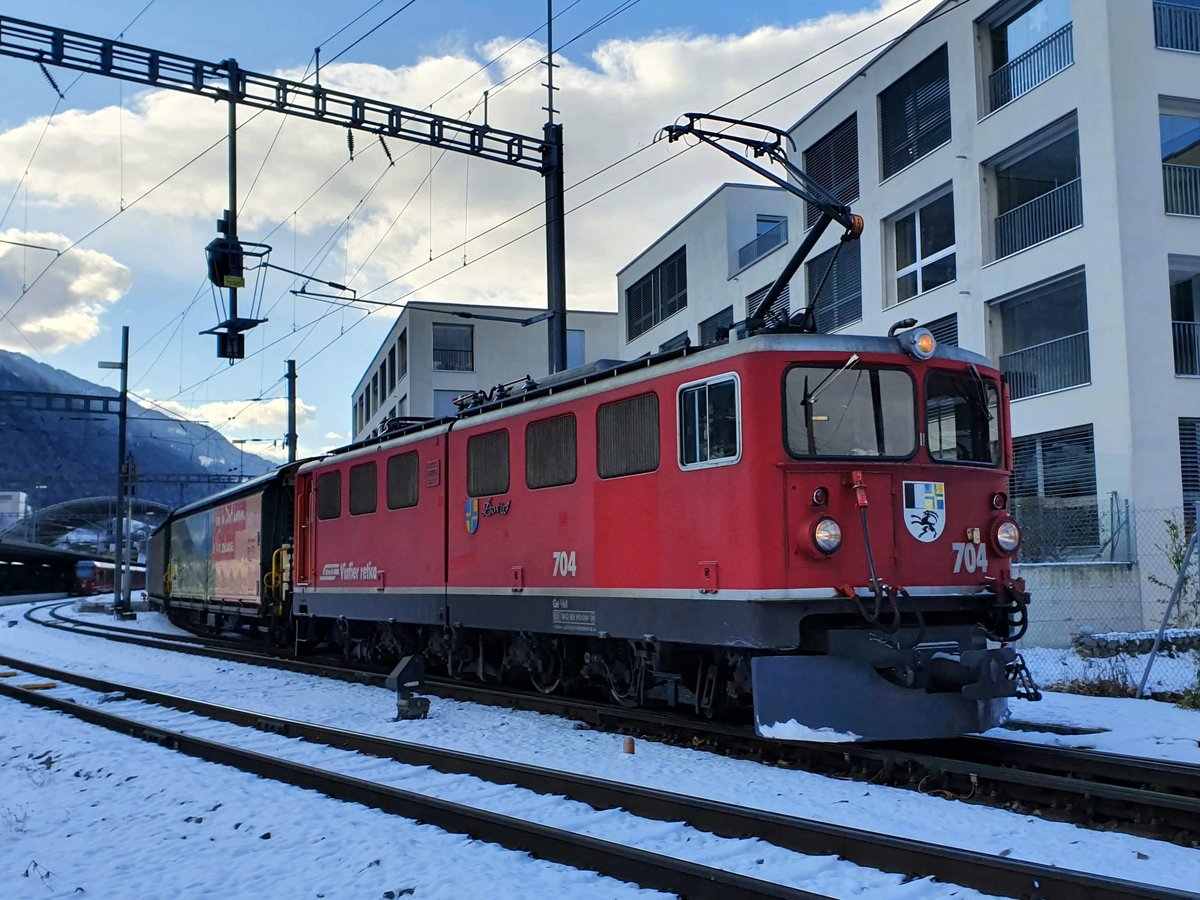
[925,369,1000,465]
[784,364,915,458]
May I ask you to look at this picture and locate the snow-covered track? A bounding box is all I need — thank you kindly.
[26,600,1200,846]
[0,653,1187,900]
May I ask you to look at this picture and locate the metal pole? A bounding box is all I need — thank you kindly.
[286,359,297,463]
[543,122,567,374]
[113,325,128,612]
[122,473,133,607]
[226,59,239,328]
[1136,502,1200,697]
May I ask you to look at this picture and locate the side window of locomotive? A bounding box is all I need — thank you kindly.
[784,365,916,458]
[526,414,577,489]
[597,392,659,478]
[467,429,510,497]
[678,375,740,468]
[348,461,377,515]
[316,470,342,520]
[386,451,420,509]
[925,371,1000,465]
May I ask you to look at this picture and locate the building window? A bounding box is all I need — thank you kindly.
[924,313,959,347]
[1011,424,1099,559]
[737,215,788,269]
[804,115,858,228]
[984,0,1072,113]
[397,329,408,379]
[805,242,861,332]
[1171,259,1200,376]
[996,270,1090,400]
[526,414,577,489]
[891,190,955,303]
[467,429,509,497]
[316,470,341,520]
[432,322,474,371]
[991,123,1081,259]
[567,329,585,369]
[747,283,790,328]
[1156,0,1200,53]
[433,390,460,418]
[387,347,396,394]
[879,45,951,179]
[699,306,734,346]
[348,462,377,516]
[679,375,739,468]
[1161,101,1200,216]
[626,247,687,342]
[1180,418,1200,528]
[597,393,659,478]
[370,373,379,416]
[386,452,419,509]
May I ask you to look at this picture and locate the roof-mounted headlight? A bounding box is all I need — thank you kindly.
[896,327,936,360]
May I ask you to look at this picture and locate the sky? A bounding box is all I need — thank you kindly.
[0,0,940,461]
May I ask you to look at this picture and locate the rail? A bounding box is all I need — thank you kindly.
[432,348,474,371]
[1173,320,1200,375]
[994,176,1082,259]
[1000,329,1090,399]
[1163,163,1200,215]
[1155,1,1200,52]
[988,22,1074,112]
[737,219,788,269]
[2,652,1194,900]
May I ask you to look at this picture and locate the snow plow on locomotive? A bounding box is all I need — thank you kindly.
[148,329,1039,741]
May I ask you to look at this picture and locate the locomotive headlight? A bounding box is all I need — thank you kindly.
[813,517,842,553]
[994,520,1021,553]
[896,326,936,360]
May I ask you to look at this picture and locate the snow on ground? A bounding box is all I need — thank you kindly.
[1022,644,1200,697]
[3,600,1200,896]
[1,698,660,900]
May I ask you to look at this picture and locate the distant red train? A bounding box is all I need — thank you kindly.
[147,328,1038,741]
[71,560,146,596]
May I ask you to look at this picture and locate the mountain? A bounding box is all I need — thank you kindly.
[0,349,276,511]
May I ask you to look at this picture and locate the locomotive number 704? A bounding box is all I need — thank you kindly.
[552,550,577,577]
[951,541,988,574]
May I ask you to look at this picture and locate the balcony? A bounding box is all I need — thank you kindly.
[1174,321,1200,375]
[1000,330,1090,400]
[994,177,1082,259]
[737,219,788,270]
[988,22,1073,113]
[1164,164,1200,215]
[432,348,473,371]
[1155,1,1200,52]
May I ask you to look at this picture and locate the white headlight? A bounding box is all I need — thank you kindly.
[995,520,1021,553]
[814,517,842,553]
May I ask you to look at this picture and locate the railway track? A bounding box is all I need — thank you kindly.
[0,653,1190,900]
[20,600,1200,847]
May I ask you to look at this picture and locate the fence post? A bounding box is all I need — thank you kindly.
[1124,497,1133,564]
[1136,501,1200,697]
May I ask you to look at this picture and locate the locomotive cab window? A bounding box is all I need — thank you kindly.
[785,364,915,458]
[597,393,659,478]
[678,374,740,468]
[316,470,342,520]
[467,429,510,497]
[925,369,1000,465]
[348,461,377,515]
[387,451,420,509]
[526,414,577,489]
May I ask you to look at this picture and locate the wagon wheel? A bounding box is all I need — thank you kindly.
[605,641,643,708]
[528,638,564,695]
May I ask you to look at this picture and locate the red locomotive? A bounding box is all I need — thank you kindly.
[71,560,146,596]
[146,114,1038,741]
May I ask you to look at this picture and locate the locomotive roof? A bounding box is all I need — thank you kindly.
[165,460,307,522]
[306,330,994,470]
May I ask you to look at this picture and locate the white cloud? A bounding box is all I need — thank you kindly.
[324,431,345,440]
[0,2,932,323]
[0,229,133,352]
[149,396,316,433]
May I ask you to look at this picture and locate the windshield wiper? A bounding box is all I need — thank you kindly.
[967,363,993,421]
[802,354,861,408]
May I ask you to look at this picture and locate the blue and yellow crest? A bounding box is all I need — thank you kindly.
[465,498,479,534]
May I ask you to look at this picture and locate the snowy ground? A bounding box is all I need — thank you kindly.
[3,598,1200,898]
[1022,644,1200,697]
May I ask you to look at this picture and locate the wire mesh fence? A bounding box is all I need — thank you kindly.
[1014,501,1200,699]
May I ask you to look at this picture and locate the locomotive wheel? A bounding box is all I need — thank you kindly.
[605,641,643,708]
[528,638,564,694]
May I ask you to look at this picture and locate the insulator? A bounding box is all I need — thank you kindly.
[37,62,64,99]
[378,135,394,166]
[347,129,355,160]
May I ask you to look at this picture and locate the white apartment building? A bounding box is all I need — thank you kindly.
[617,0,1200,643]
[351,302,618,442]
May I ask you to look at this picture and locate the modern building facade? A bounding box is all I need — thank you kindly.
[616,0,1200,644]
[351,302,618,442]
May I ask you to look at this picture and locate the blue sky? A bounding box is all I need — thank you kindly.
[0,0,932,461]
